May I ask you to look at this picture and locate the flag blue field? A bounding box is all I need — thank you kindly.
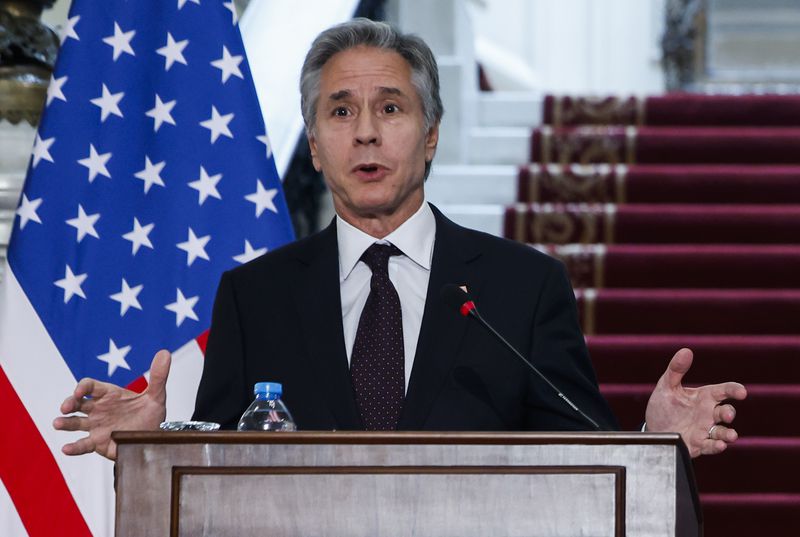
[0,1,294,534]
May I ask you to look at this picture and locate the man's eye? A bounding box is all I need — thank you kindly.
[384,104,399,114]
[333,107,349,117]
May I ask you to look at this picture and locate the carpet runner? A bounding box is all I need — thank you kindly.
[701,494,800,536]
[543,94,800,127]
[575,288,800,335]
[506,203,800,244]
[588,335,800,383]
[531,126,800,165]
[510,94,800,536]
[517,164,800,204]
[533,244,800,288]
[602,384,800,437]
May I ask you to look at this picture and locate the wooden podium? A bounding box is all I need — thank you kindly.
[113,431,701,537]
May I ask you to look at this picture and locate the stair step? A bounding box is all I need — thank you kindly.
[701,493,800,537]
[693,438,800,494]
[601,385,800,437]
[534,244,800,288]
[542,94,800,127]
[478,91,541,127]
[576,288,800,335]
[506,203,800,244]
[426,164,517,204]
[588,335,800,384]
[517,164,800,204]
[467,127,530,165]
[531,126,800,165]
[433,204,505,237]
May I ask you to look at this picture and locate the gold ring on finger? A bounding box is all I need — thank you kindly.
[708,424,718,439]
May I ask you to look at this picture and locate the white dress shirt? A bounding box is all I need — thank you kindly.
[337,201,436,391]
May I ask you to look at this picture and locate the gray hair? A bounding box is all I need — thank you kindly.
[300,18,444,135]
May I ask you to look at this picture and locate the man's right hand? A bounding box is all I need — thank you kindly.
[53,350,171,461]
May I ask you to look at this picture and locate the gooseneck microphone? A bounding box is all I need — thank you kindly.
[440,284,601,431]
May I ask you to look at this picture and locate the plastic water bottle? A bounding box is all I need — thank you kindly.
[237,382,297,431]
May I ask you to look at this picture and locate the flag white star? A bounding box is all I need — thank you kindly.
[223,1,238,24]
[97,339,132,376]
[54,265,87,303]
[177,227,210,266]
[199,106,234,143]
[103,22,135,61]
[145,94,177,132]
[165,288,199,327]
[16,194,43,230]
[211,46,243,83]
[77,144,112,183]
[233,240,268,264]
[46,75,67,106]
[245,179,279,217]
[65,204,100,242]
[188,166,222,205]
[134,156,166,193]
[109,278,143,316]
[156,32,189,71]
[60,15,80,44]
[31,134,55,168]
[90,84,124,122]
[122,217,155,255]
[257,133,273,159]
[178,0,201,8]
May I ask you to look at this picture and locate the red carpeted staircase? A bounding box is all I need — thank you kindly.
[505,94,800,536]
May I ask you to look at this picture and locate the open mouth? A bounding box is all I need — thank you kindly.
[354,163,384,173]
[353,163,388,179]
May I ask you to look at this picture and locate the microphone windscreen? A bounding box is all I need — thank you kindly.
[440,284,470,311]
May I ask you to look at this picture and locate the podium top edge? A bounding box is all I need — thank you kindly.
[112,430,683,446]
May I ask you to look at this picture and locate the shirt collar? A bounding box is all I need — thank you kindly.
[337,201,436,282]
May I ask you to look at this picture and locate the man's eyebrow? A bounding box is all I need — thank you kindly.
[328,89,352,101]
[378,86,405,97]
[326,87,407,101]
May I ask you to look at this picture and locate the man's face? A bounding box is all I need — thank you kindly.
[308,46,438,229]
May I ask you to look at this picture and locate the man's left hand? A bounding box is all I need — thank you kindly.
[645,347,747,458]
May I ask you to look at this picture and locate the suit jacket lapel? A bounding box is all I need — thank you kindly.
[398,205,483,429]
[293,222,362,429]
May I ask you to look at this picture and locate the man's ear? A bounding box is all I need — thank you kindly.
[425,122,440,162]
[308,132,322,172]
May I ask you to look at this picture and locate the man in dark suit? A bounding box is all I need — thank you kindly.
[193,204,617,432]
[55,18,745,460]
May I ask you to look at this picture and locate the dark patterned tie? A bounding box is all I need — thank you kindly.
[350,243,405,430]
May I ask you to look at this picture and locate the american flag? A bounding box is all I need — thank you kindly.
[0,0,294,534]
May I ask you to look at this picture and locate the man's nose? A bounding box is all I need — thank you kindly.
[354,112,380,145]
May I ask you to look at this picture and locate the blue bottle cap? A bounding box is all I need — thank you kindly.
[254,382,282,397]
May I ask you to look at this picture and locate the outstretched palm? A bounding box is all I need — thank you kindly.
[54,350,171,460]
[645,348,747,458]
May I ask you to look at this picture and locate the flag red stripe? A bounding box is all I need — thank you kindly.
[196,330,209,353]
[0,365,92,536]
[126,375,148,394]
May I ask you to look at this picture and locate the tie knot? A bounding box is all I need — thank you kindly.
[360,243,402,274]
